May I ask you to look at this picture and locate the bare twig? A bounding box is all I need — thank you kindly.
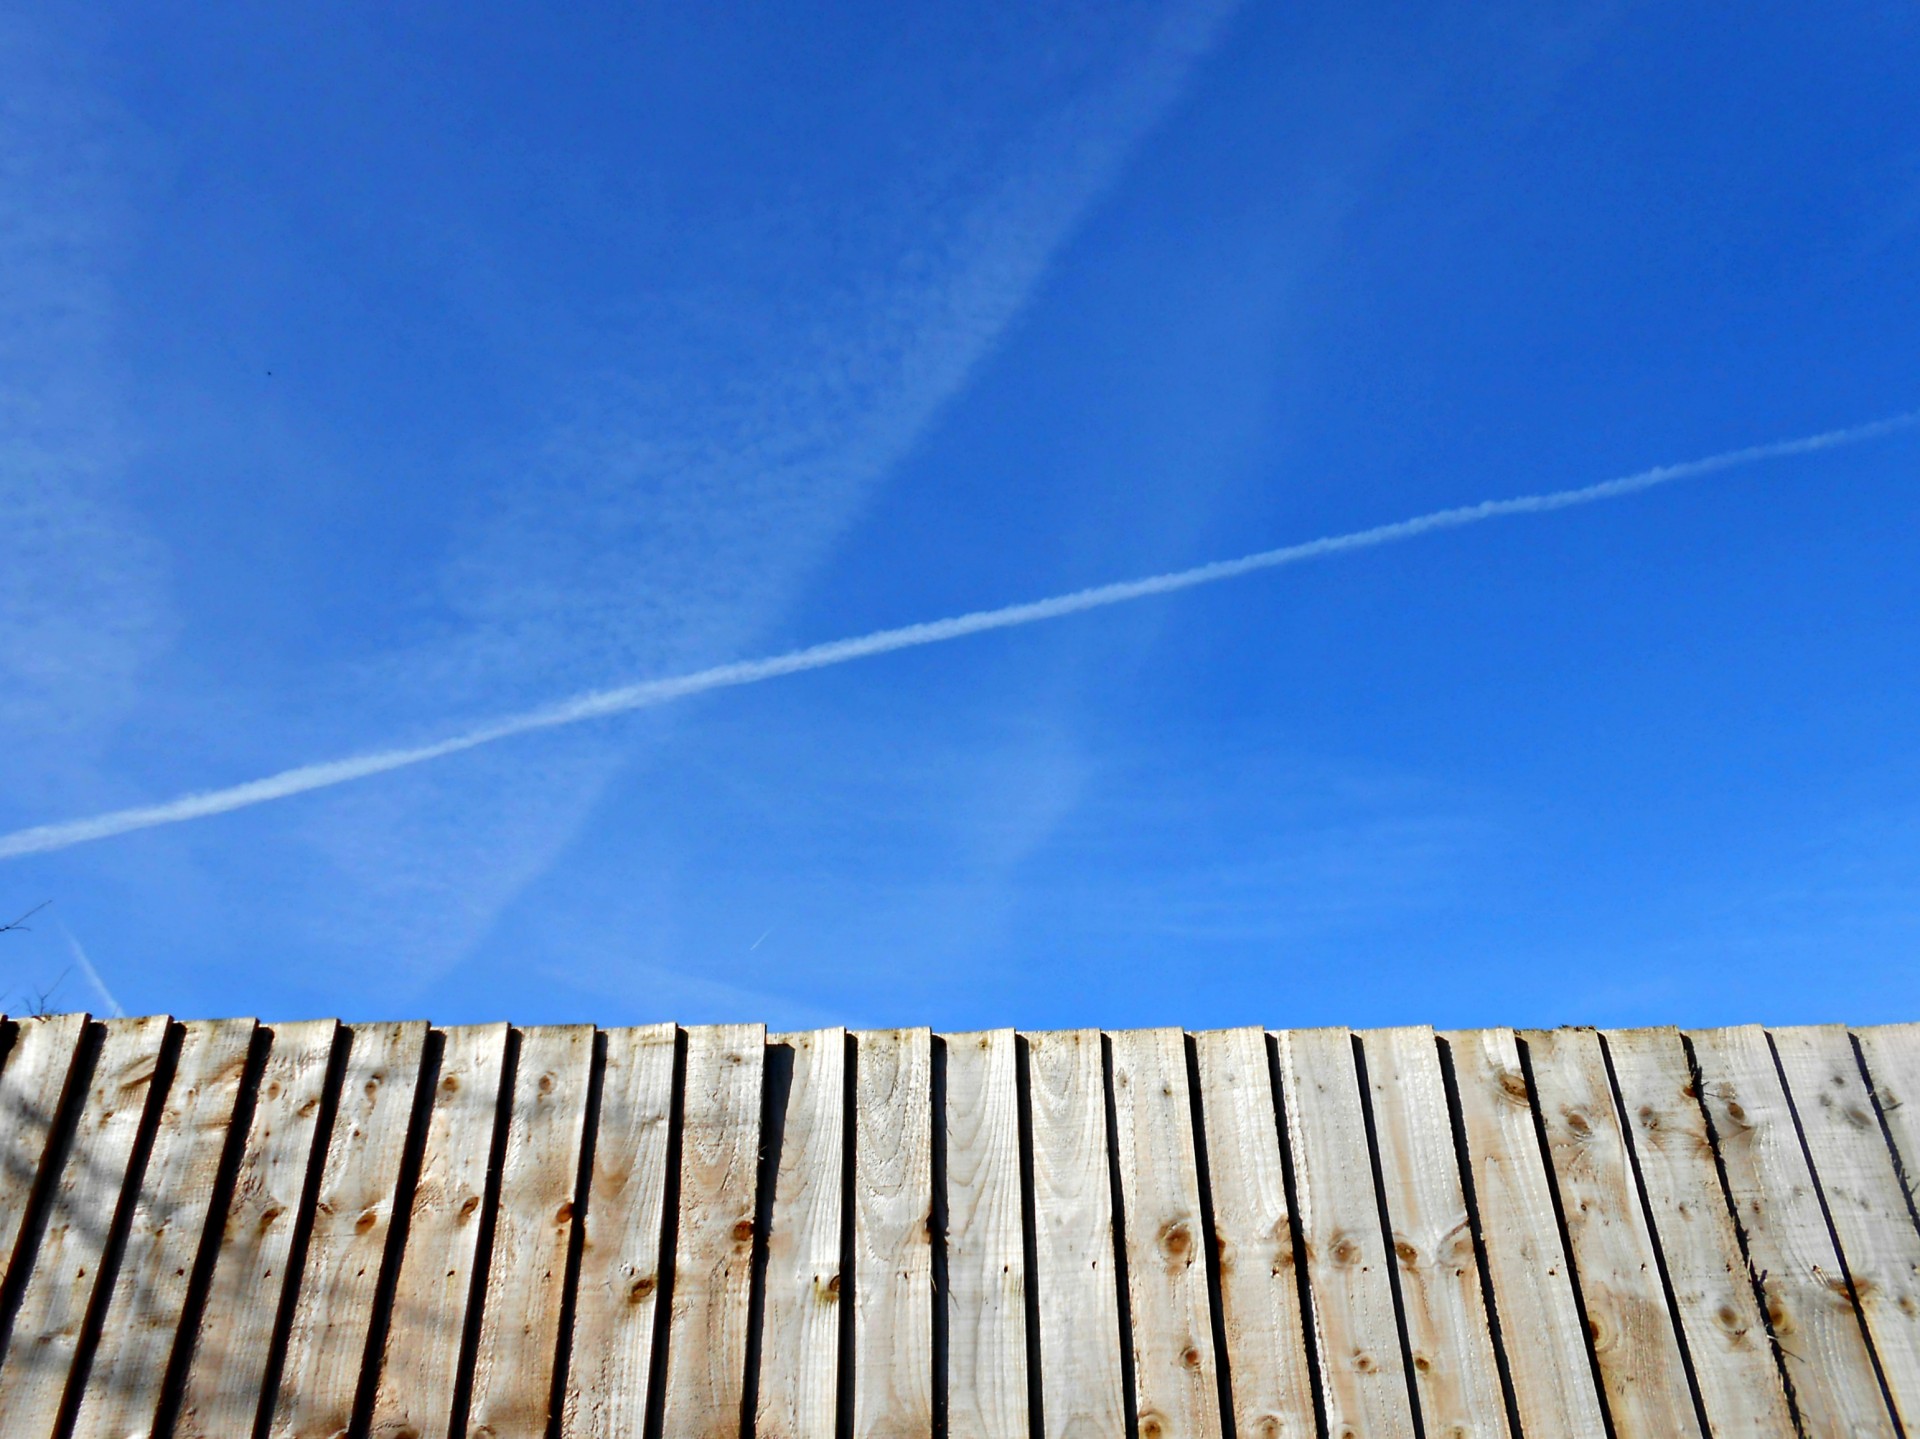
[1,899,51,935]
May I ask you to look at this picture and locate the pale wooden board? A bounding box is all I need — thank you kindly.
[1854,1023,1920,1220]
[1358,1026,1510,1439]
[1189,1028,1313,1439]
[755,1028,847,1439]
[1438,1030,1607,1439]
[369,1022,512,1439]
[561,1023,678,1439]
[658,1023,766,1438]
[0,1012,90,1284]
[172,1020,340,1439]
[267,1021,430,1439]
[1601,1027,1796,1436]
[1689,1024,1895,1437]
[1273,1027,1415,1439]
[1772,1023,1920,1427]
[942,1029,1030,1439]
[467,1025,596,1439]
[1025,1028,1128,1439]
[69,1018,256,1439]
[1520,1027,1702,1439]
[850,1027,934,1439]
[1109,1027,1223,1439]
[0,1014,171,1438]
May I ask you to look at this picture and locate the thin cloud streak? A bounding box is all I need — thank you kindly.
[4,407,1914,862]
[61,924,125,1017]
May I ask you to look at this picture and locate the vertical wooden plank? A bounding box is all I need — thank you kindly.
[1690,1024,1895,1438]
[1273,1028,1414,1439]
[1772,1023,1920,1427]
[1601,1027,1796,1436]
[173,1020,340,1439]
[1026,1029,1127,1439]
[0,1013,171,1437]
[658,1023,765,1438]
[267,1021,430,1439]
[1189,1028,1313,1439]
[942,1029,1029,1439]
[1854,1023,1920,1217]
[755,1029,847,1439]
[1108,1027,1221,1439]
[0,1012,89,1284]
[562,1023,678,1439]
[1358,1027,1510,1439]
[466,1025,596,1439]
[369,1022,512,1439]
[70,1018,257,1439]
[1437,1030,1607,1439]
[850,1027,933,1439]
[1521,1027,1701,1439]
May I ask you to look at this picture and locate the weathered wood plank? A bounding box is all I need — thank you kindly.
[1026,1028,1127,1439]
[1772,1023,1920,1427]
[1274,1027,1415,1439]
[1189,1028,1313,1439]
[465,1025,596,1439]
[266,1021,428,1439]
[562,1023,678,1439]
[1109,1027,1222,1439]
[1358,1026,1509,1439]
[1690,1024,1895,1437]
[756,1029,847,1439]
[1854,1023,1920,1224]
[659,1023,765,1438]
[1521,1027,1701,1439]
[0,1012,90,1286]
[1438,1029,1607,1438]
[0,1014,172,1437]
[943,1029,1029,1439]
[1601,1027,1795,1436]
[172,1020,340,1439]
[369,1023,512,1439]
[70,1018,256,1439]
[850,1027,934,1439]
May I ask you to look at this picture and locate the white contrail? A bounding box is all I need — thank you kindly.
[2,408,1915,863]
[61,924,125,1017]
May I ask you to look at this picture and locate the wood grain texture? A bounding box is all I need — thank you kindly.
[1438,1030,1607,1439]
[0,1014,171,1439]
[562,1023,678,1439]
[1521,1027,1701,1439]
[943,1029,1029,1439]
[1358,1026,1509,1439]
[850,1027,934,1439]
[172,1020,340,1439]
[1189,1028,1313,1439]
[1109,1028,1222,1439]
[0,1012,89,1286]
[756,1029,847,1439]
[369,1022,512,1439]
[267,1020,428,1439]
[1026,1029,1127,1439]
[659,1023,765,1439]
[466,1024,596,1439]
[1600,1027,1794,1437]
[70,1017,256,1439]
[1854,1023,1920,1224]
[1689,1024,1895,1438]
[1772,1023,1920,1428]
[1274,1027,1415,1439]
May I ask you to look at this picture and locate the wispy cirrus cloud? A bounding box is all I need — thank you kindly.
[257,0,1253,997]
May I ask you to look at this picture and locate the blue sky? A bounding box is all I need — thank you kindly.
[3,1,1918,1032]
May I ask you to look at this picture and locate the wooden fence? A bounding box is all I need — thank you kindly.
[2,1014,1919,1436]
